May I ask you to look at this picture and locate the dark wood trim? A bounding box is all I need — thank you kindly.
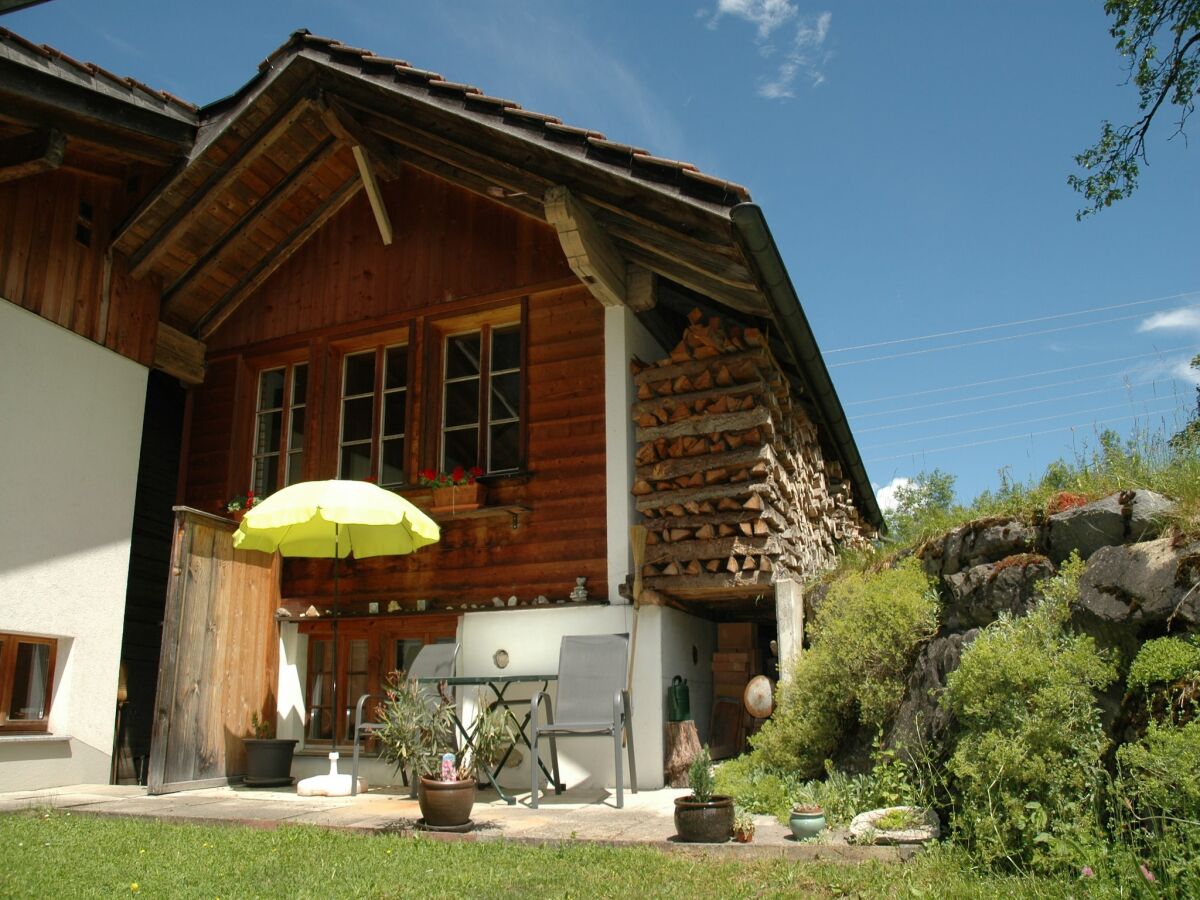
[0,127,66,184]
[0,633,56,734]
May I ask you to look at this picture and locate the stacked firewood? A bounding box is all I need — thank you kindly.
[631,310,873,595]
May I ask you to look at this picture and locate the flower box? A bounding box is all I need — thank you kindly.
[430,481,486,513]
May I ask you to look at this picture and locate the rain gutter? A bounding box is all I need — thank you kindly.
[729,202,884,531]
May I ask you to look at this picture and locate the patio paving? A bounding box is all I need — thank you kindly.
[0,782,919,862]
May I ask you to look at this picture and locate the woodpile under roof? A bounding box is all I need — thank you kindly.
[632,310,876,608]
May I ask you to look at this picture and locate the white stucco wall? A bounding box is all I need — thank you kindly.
[0,300,147,790]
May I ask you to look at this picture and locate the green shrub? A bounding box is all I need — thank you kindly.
[942,560,1117,871]
[688,746,715,802]
[1116,719,1200,824]
[751,559,938,777]
[1127,635,1200,693]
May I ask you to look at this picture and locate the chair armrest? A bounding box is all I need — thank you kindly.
[613,689,624,727]
[353,692,387,731]
[530,689,549,734]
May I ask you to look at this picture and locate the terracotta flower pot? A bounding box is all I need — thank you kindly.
[430,482,485,512]
[418,775,477,827]
[673,794,733,843]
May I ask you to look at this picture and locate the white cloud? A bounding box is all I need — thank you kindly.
[874,476,911,513]
[709,0,798,40]
[1137,307,1200,333]
[757,11,832,97]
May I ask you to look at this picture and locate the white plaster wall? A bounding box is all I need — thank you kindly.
[658,606,717,745]
[603,306,665,604]
[0,300,147,790]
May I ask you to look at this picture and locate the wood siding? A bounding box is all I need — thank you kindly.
[0,167,161,365]
[206,165,572,351]
[181,171,608,607]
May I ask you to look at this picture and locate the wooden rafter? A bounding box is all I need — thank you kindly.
[0,127,65,184]
[317,95,401,180]
[194,175,363,340]
[351,145,393,245]
[160,135,341,313]
[125,97,317,277]
[544,185,626,308]
[626,264,657,312]
[153,322,206,385]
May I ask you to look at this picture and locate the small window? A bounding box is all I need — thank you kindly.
[252,363,307,496]
[339,345,408,487]
[0,633,56,733]
[440,324,521,474]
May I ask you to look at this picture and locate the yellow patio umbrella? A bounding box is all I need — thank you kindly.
[233,479,440,747]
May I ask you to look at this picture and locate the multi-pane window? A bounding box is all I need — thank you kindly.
[252,364,307,496]
[339,345,408,487]
[0,633,56,733]
[441,325,521,474]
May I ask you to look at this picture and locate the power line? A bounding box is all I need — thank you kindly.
[843,346,1194,406]
[855,378,1174,433]
[859,399,1186,452]
[865,405,1188,464]
[824,289,1200,354]
[828,309,1195,368]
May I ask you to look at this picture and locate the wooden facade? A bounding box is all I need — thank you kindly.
[178,171,608,610]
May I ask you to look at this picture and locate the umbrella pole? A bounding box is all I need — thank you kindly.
[331,522,339,752]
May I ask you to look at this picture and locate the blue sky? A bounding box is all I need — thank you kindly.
[9,1,1199,507]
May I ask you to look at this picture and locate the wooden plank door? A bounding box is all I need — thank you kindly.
[147,507,280,794]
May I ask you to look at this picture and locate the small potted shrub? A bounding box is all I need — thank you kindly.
[673,746,733,842]
[242,711,297,787]
[789,802,826,841]
[732,806,756,843]
[376,673,512,828]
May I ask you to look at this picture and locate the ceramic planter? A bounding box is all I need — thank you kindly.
[429,482,485,512]
[418,775,477,827]
[789,808,826,841]
[242,738,297,787]
[673,795,734,843]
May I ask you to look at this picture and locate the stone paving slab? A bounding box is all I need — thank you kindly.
[0,784,915,862]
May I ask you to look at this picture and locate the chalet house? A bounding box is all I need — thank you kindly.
[0,27,881,795]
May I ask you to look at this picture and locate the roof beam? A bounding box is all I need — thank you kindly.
[0,127,65,184]
[195,174,362,340]
[544,185,626,308]
[317,95,401,180]
[124,97,317,277]
[626,264,657,312]
[351,145,393,245]
[159,135,341,315]
[153,322,206,385]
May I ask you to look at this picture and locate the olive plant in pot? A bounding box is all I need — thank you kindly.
[375,673,513,828]
[673,746,733,842]
[242,711,298,787]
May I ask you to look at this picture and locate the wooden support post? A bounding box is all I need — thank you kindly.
[351,146,393,246]
[153,323,207,385]
[774,578,803,683]
[544,185,626,307]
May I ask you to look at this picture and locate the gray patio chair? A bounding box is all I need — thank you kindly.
[350,641,458,796]
[529,633,637,808]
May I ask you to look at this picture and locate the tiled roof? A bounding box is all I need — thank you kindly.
[260,30,752,206]
[0,26,197,120]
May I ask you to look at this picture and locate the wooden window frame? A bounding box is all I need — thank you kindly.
[427,301,527,476]
[250,360,309,497]
[298,616,456,746]
[0,632,57,734]
[331,326,413,488]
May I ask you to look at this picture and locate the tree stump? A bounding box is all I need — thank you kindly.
[665,720,702,787]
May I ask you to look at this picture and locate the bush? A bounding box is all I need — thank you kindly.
[751,559,938,777]
[1127,635,1200,694]
[1116,719,1200,824]
[942,560,1117,871]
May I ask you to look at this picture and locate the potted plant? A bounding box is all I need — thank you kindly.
[242,711,298,787]
[224,490,259,522]
[732,806,756,843]
[419,467,486,512]
[789,802,826,841]
[673,746,733,842]
[375,673,513,828]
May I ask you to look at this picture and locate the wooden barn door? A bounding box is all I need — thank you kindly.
[147,507,280,794]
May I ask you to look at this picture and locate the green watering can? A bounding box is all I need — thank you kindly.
[667,675,692,722]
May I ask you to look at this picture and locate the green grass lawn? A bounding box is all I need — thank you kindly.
[0,810,1089,899]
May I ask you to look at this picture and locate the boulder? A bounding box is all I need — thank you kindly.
[1126,490,1176,542]
[1075,537,1200,633]
[920,518,1039,578]
[888,628,980,750]
[942,555,1055,630]
[1046,494,1126,563]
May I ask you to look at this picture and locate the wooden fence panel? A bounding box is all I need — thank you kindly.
[147,508,279,794]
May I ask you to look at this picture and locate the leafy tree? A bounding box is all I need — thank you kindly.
[1069,0,1200,217]
[886,468,957,542]
[1169,353,1200,450]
